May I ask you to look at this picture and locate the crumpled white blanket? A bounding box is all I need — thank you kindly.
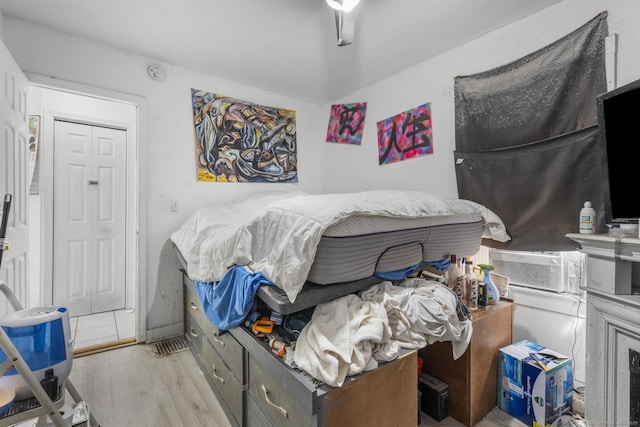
[293,279,473,387]
[292,294,400,387]
[360,278,473,359]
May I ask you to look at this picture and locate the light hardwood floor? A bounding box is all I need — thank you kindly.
[66,343,528,427]
[66,343,232,427]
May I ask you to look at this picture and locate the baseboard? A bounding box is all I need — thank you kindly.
[73,337,137,358]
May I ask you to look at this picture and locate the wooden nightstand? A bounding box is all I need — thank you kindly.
[418,299,513,426]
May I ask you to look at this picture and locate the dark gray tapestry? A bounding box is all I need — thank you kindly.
[455,126,605,251]
[454,12,608,251]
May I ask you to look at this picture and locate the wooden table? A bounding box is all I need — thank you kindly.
[418,299,513,426]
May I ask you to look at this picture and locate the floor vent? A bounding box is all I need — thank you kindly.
[151,336,188,357]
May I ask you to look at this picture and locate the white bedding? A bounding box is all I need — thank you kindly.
[293,278,472,387]
[170,190,510,303]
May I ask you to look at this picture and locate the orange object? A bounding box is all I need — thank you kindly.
[252,318,274,334]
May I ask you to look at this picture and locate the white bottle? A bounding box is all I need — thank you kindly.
[579,201,596,234]
[464,259,478,310]
[446,254,464,290]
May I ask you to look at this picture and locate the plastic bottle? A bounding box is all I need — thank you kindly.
[446,254,464,290]
[464,259,478,310]
[579,201,596,234]
[453,256,466,299]
[40,368,59,401]
[478,281,488,306]
[478,264,500,305]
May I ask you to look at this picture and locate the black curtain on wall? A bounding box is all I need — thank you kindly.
[453,12,608,251]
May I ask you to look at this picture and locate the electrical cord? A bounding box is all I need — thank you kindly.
[569,289,586,394]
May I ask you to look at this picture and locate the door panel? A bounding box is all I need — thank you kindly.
[92,126,126,312]
[53,121,126,316]
[0,39,29,317]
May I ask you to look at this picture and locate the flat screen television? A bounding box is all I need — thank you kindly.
[596,78,640,226]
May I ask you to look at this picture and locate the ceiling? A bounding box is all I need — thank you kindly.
[0,0,562,104]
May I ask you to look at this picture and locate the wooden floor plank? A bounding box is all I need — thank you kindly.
[66,343,232,427]
[66,341,527,427]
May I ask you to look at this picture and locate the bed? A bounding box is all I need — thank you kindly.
[172,190,510,425]
[171,189,510,318]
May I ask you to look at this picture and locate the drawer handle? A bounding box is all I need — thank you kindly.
[190,302,198,311]
[211,364,225,384]
[190,328,198,337]
[261,384,288,418]
[211,336,225,347]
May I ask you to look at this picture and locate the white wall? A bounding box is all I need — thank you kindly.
[510,286,587,387]
[0,18,325,340]
[2,0,640,341]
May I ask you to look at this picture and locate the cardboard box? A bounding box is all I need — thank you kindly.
[497,340,573,427]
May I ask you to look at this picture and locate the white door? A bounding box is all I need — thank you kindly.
[53,120,127,316]
[0,39,29,317]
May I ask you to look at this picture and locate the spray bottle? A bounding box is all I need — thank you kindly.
[478,264,500,305]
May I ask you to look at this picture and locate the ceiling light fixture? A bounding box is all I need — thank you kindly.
[325,0,360,13]
[334,11,356,46]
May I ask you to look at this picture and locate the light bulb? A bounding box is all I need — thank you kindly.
[325,0,360,13]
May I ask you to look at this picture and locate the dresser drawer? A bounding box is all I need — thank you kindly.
[207,330,244,382]
[246,393,276,427]
[184,310,203,359]
[202,336,244,425]
[248,352,313,427]
[183,280,220,336]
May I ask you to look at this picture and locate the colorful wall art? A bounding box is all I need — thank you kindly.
[376,103,433,165]
[326,102,367,145]
[191,89,298,183]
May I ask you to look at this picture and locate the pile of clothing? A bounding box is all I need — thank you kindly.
[292,277,472,387]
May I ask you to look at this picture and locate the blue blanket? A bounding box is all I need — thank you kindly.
[194,266,273,330]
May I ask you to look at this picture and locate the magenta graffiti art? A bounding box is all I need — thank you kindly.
[376,103,433,165]
[326,102,367,145]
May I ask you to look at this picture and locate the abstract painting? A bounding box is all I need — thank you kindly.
[191,89,298,183]
[376,103,433,165]
[326,102,367,145]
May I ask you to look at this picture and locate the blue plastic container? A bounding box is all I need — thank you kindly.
[0,307,72,400]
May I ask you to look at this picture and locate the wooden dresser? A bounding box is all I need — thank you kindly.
[183,273,418,427]
[418,300,513,426]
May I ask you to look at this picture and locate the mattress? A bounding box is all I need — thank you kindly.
[174,220,481,315]
[259,219,483,313]
[170,190,510,306]
[172,190,510,314]
[308,219,483,284]
[174,244,381,314]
